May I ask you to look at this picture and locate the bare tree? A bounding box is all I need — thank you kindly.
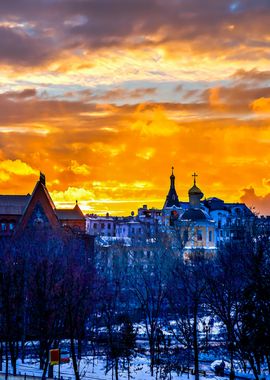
[131,241,169,377]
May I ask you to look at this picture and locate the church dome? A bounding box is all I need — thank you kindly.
[188,184,203,196]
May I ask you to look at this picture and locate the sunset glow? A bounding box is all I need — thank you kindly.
[1,0,270,215]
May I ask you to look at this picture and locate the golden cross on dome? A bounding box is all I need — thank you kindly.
[192,172,198,185]
[171,166,174,175]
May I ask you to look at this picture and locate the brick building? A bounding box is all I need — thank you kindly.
[0,173,87,238]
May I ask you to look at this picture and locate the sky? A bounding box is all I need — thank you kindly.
[0,0,270,215]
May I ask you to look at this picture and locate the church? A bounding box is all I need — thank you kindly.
[163,168,255,257]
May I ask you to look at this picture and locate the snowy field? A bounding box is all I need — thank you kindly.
[1,356,221,380]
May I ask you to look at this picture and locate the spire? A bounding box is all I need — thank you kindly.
[39,172,46,186]
[170,166,175,189]
[163,167,180,208]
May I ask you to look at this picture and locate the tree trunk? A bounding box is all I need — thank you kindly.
[9,341,17,375]
[71,335,80,380]
[48,364,54,379]
[0,341,3,371]
[78,338,82,360]
[229,336,235,380]
[149,336,155,377]
[249,354,260,380]
[5,342,8,380]
[115,357,119,380]
[193,307,199,380]
[42,354,49,380]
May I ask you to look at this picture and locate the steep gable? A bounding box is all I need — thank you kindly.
[18,180,60,232]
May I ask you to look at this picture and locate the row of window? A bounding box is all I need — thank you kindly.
[1,222,15,232]
[92,222,112,229]
[92,223,144,234]
[116,227,142,234]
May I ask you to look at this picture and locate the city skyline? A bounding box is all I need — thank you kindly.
[0,1,270,215]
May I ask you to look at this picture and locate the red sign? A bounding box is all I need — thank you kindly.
[49,349,60,365]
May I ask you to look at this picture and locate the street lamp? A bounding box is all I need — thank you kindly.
[202,321,210,352]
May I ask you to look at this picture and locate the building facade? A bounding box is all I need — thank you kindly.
[0,173,88,239]
[86,168,256,260]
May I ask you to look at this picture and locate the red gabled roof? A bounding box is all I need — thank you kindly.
[18,180,60,231]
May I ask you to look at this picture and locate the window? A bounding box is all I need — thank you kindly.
[93,223,97,229]
[101,223,105,229]
[132,228,135,233]
[9,223,15,231]
[1,223,7,231]
[138,228,141,234]
[218,220,221,229]
[108,223,111,229]
[209,230,212,242]
[183,229,189,242]
[197,230,203,241]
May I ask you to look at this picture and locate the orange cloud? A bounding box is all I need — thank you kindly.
[251,97,270,112]
[0,159,38,182]
[131,104,179,136]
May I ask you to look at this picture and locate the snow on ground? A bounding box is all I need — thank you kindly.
[1,356,222,380]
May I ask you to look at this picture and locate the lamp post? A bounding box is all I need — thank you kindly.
[202,321,210,352]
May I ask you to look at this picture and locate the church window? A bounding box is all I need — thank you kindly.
[101,223,105,229]
[1,223,7,231]
[197,230,203,241]
[218,220,221,229]
[209,230,212,242]
[9,223,15,231]
[93,223,97,229]
[108,223,111,229]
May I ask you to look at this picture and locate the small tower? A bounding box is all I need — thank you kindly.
[188,172,204,208]
[163,167,180,208]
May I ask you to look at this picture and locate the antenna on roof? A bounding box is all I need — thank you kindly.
[40,172,46,186]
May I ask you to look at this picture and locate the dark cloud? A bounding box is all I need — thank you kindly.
[0,27,56,66]
[6,88,37,99]
[201,84,270,111]
[0,0,269,66]
[232,69,270,83]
